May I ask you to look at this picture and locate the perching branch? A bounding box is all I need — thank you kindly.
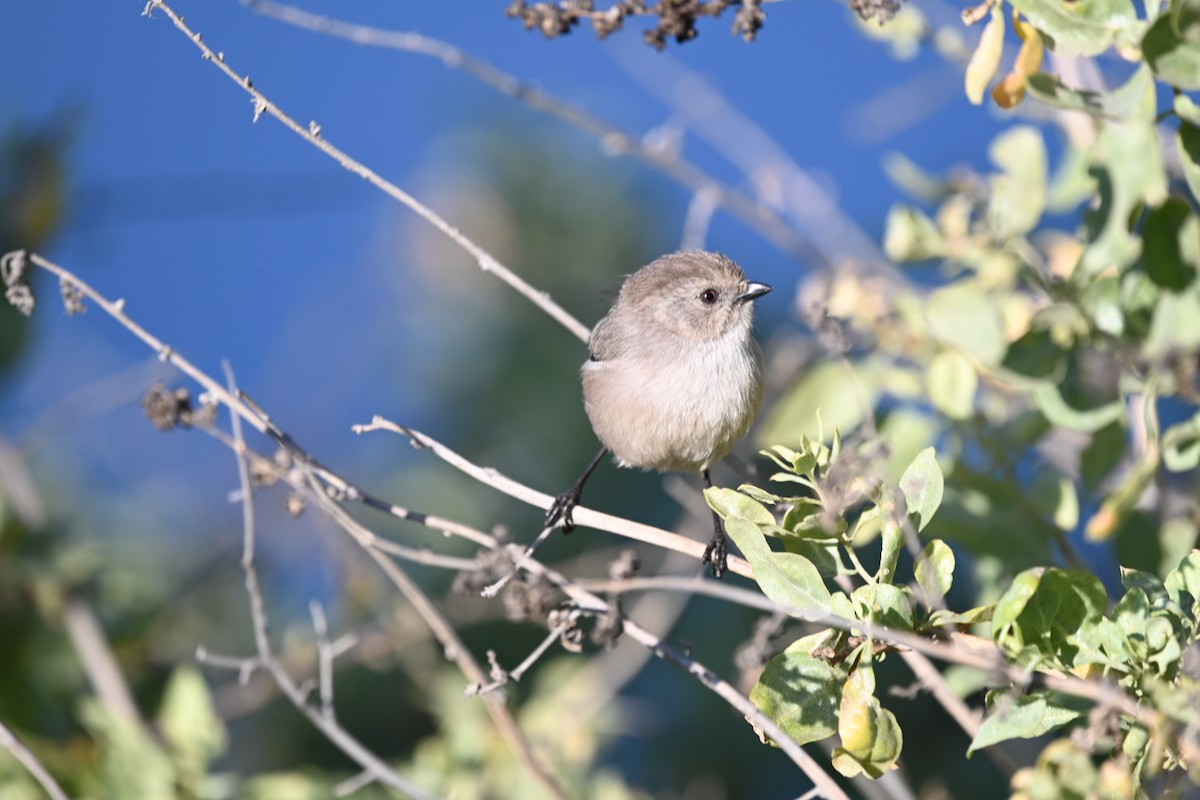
[352,416,757,580]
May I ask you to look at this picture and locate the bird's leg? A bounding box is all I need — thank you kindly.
[546,447,608,532]
[701,469,728,578]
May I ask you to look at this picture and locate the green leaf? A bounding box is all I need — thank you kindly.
[79,699,176,799]
[1143,283,1200,360]
[1009,0,1140,57]
[1030,469,1080,531]
[781,498,826,534]
[992,568,1109,668]
[1143,198,1200,290]
[158,665,228,791]
[832,668,903,779]
[968,691,1088,754]
[1143,0,1200,89]
[1164,549,1200,623]
[927,282,1007,366]
[915,539,955,604]
[1032,383,1124,432]
[750,633,848,746]
[1082,120,1169,275]
[877,517,904,583]
[899,447,944,532]
[928,604,995,628]
[704,487,775,526]
[737,483,784,506]
[927,349,977,420]
[1176,94,1200,124]
[1081,421,1126,492]
[884,205,944,262]
[1178,123,1200,204]
[852,583,916,631]
[724,517,832,619]
[1026,66,1154,120]
[878,407,939,481]
[1164,412,1200,471]
[988,126,1048,238]
[757,360,880,447]
[781,535,845,579]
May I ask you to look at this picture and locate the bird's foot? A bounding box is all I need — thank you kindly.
[546,487,581,532]
[702,529,728,579]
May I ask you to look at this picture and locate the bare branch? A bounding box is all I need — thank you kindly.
[242,0,826,268]
[62,599,147,732]
[220,363,437,800]
[0,719,70,800]
[143,0,590,343]
[352,416,757,580]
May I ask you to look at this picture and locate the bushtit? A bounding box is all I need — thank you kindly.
[547,250,772,578]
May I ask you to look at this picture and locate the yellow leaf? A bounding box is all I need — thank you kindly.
[992,72,1028,109]
[1013,18,1044,78]
[965,6,1006,105]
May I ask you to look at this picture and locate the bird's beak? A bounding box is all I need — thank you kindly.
[738,282,773,303]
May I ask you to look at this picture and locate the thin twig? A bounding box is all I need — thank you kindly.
[143,0,591,344]
[0,720,71,800]
[294,470,570,800]
[220,362,436,800]
[614,45,901,280]
[62,599,147,732]
[352,416,757,580]
[241,0,826,267]
[309,600,336,721]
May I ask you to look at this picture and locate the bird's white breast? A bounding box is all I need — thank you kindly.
[582,333,764,473]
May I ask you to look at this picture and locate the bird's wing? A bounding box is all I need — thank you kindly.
[587,314,623,361]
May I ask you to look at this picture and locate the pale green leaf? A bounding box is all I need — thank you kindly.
[899,447,944,532]
[724,517,832,619]
[1143,0,1200,89]
[1009,0,1141,57]
[757,360,880,447]
[1163,412,1200,471]
[750,633,848,746]
[833,669,903,779]
[1082,120,1169,275]
[927,282,1007,366]
[852,583,916,631]
[968,691,1088,753]
[884,205,944,262]
[927,349,978,420]
[1143,284,1200,360]
[1032,384,1124,432]
[915,539,955,604]
[988,126,1048,238]
[704,487,775,526]
[1030,470,1080,531]
[1026,65,1154,120]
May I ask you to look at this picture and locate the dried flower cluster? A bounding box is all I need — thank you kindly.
[1,250,35,317]
[506,0,767,48]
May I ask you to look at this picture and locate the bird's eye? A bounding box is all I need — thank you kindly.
[699,288,719,305]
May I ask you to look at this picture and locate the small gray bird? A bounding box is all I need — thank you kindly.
[546,250,772,577]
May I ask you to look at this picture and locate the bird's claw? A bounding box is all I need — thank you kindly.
[546,488,580,533]
[702,531,728,579]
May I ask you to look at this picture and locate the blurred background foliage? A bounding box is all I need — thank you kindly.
[2,0,1200,798]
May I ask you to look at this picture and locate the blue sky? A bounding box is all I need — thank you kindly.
[0,0,1017,570]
